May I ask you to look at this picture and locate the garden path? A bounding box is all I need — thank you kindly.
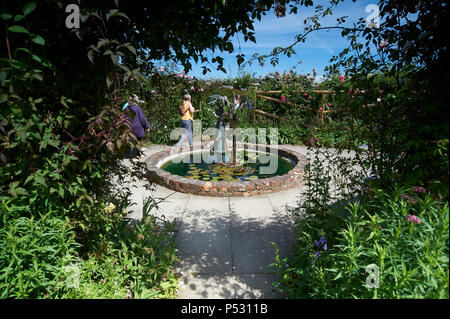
[123,144,338,298]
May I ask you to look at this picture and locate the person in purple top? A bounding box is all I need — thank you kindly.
[123,94,149,141]
[122,94,149,159]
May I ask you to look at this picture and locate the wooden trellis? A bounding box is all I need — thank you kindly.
[251,85,335,123]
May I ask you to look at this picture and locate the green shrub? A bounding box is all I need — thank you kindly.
[272,188,449,299]
[57,196,179,299]
[0,204,80,298]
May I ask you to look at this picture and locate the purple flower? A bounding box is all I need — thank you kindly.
[323,244,327,251]
[314,251,320,258]
[314,240,319,247]
[399,193,419,204]
[319,237,327,245]
[406,214,422,224]
[412,186,426,193]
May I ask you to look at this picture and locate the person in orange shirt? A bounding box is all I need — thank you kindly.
[175,94,195,147]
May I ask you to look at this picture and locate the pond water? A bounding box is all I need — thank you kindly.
[161,150,293,181]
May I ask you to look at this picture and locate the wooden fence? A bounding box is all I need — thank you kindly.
[252,87,335,123]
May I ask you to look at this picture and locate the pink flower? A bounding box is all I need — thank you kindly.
[185,74,190,79]
[190,86,195,91]
[308,95,312,100]
[159,66,165,72]
[339,75,345,82]
[172,81,176,85]
[400,194,419,204]
[412,186,426,193]
[199,88,204,92]
[287,98,290,102]
[406,214,422,224]
[319,107,323,112]
[177,73,182,78]
[151,90,156,94]
[348,89,353,93]
[351,95,354,99]
[303,92,308,96]
[379,40,388,48]
[327,103,332,107]
[281,95,286,103]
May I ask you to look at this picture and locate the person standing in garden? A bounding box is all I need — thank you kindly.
[233,94,240,111]
[123,94,150,159]
[175,94,195,148]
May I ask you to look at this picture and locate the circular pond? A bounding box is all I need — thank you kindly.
[161,150,293,182]
[146,143,307,197]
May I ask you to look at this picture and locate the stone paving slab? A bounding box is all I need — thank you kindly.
[267,187,304,214]
[230,218,296,275]
[176,215,231,256]
[229,196,278,222]
[152,197,189,231]
[177,274,285,299]
[175,253,233,276]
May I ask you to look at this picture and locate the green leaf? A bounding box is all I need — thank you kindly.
[87,50,95,64]
[32,72,43,81]
[31,54,42,64]
[23,2,37,16]
[0,13,13,20]
[8,25,29,34]
[10,187,28,196]
[106,9,130,21]
[97,38,109,49]
[9,181,20,190]
[58,186,65,198]
[31,34,45,46]
[106,74,113,89]
[123,43,136,56]
[14,15,25,22]
[34,175,47,187]
[160,281,172,290]
[110,54,119,65]
[14,47,31,56]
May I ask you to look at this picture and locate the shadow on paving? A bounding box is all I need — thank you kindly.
[175,206,296,299]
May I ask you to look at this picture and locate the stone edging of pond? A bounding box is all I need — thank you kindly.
[145,143,308,197]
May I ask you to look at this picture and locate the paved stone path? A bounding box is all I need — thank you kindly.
[125,144,312,299]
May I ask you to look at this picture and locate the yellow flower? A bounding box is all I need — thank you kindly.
[104,203,116,214]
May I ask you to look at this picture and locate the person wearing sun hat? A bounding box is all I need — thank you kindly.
[122,94,149,160]
[122,94,149,141]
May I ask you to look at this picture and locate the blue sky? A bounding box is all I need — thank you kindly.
[184,0,378,80]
